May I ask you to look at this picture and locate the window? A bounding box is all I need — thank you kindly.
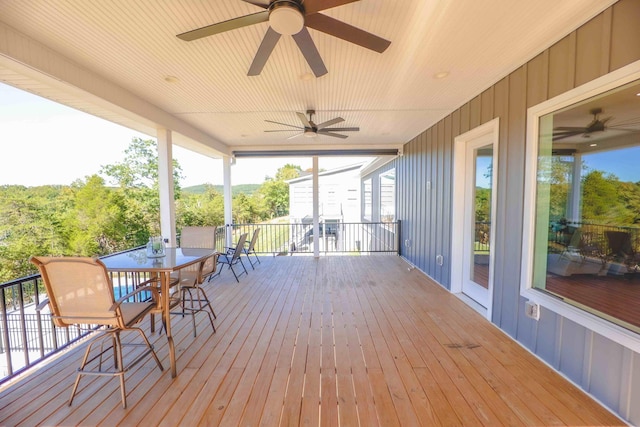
[380,168,395,223]
[522,63,640,348]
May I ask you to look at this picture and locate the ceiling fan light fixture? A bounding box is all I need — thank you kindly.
[304,129,317,138]
[269,2,304,36]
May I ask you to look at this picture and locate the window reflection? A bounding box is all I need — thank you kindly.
[380,169,395,223]
[363,179,372,221]
[533,78,640,333]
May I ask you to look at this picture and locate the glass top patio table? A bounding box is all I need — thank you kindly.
[102,247,217,377]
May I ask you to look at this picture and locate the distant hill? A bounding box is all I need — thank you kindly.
[182,184,261,196]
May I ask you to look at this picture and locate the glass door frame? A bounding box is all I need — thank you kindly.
[451,118,500,319]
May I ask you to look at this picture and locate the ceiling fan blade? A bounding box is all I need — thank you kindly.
[240,0,269,8]
[287,133,303,140]
[248,27,281,76]
[320,131,349,139]
[177,11,269,41]
[609,119,640,127]
[303,0,360,15]
[265,129,299,132]
[264,120,303,130]
[553,132,584,141]
[292,28,328,77]
[316,117,344,129]
[607,127,640,132]
[296,112,312,128]
[322,127,359,132]
[553,132,583,137]
[554,126,588,131]
[305,13,391,53]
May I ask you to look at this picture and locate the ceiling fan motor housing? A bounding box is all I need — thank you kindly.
[269,0,304,35]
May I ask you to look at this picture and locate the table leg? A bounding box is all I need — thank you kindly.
[161,272,177,378]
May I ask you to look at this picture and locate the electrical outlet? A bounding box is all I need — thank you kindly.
[525,301,540,320]
[436,254,444,266]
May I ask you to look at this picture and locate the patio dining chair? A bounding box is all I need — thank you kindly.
[216,232,249,282]
[605,230,640,273]
[174,226,218,336]
[243,228,261,269]
[30,256,164,409]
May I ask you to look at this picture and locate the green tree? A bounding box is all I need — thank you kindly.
[255,164,301,219]
[274,164,302,181]
[233,193,258,223]
[0,185,71,280]
[100,137,185,239]
[177,184,224,227]
[257,180,289,218]
[100,137,184,192]
[581,170,620,222]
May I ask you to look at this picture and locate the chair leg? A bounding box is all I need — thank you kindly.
[199,287,217,319]
[244,249,255,270]
[180,285,217,336]
[113,333,127,409]
[68,327,162,409]
[69,339,95,406]
[112,333,120,371]
[181,287,198,337]
[238,258,248,276]
[196,286,217,331]
[135,328,164,371]
[229,264,240,282]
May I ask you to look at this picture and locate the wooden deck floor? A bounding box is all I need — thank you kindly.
[0,255,625,426]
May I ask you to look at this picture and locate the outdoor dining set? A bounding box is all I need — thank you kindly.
[29,226,261,408]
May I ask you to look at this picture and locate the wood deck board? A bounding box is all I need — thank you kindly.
[0,255,626,426]
[400,271,591,426]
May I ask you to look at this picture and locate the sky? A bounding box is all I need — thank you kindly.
[1,83,371,187]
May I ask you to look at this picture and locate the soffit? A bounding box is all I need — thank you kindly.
[0,0,616,156]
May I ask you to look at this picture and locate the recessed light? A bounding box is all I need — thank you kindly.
[164,75,179,83]
[636,92,640,96]
[589,143,598,147]
[300,72,314,81]
[434,71,449,79]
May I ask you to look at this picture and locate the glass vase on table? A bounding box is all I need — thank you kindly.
[146,236,166,258]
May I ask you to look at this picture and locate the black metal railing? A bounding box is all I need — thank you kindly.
[548,220,640,255]
[0,247,151,386]
[0,221,398,385]
[227,221,398,255]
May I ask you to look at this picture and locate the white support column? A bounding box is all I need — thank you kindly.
[223,155,234,248]
[157,127,176,245]
[313,156,319,258]
[568,153,582,223]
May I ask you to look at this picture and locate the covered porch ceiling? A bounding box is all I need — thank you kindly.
[0,0,616,159]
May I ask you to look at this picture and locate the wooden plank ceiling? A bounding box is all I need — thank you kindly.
[0,0,616,157]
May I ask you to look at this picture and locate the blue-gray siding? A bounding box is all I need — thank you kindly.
[381,1,640,424]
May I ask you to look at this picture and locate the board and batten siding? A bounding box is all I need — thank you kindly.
[392,0,640,423]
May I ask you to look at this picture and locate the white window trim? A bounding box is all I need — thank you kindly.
[521,59,640,353]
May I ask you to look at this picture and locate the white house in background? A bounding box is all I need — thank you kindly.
[287,162,365,229]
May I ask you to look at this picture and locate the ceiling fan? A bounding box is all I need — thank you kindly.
[265,110,359,139]
[176,0,391,77]
[553,108,612,141]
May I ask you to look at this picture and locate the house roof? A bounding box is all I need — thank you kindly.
[287,161,367,183]
[0,0,616,159]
